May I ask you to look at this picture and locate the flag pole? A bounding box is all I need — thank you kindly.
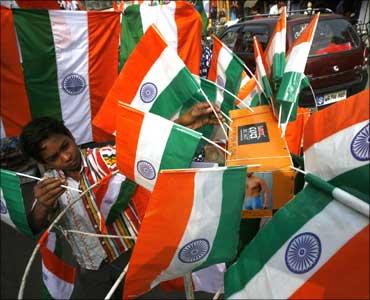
[201,135,231,156]
[193,75,254,112]
[199,88,229,140]
[213,287,223,299]
[104,263,129,299]
[18,177,108,299]
[184,272,194,300]
[15,172,82,193]
[280,101,295,137]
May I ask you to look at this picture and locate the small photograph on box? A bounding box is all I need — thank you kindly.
[243,171,272,210]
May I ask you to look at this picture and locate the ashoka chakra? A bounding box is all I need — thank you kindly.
[137,160,156,180]
[216,75,225,88]
[178,238,210,263]
[350,123,369,161]
[285,232,321,274]
[140,82,158,103]
[62,73,86,95]
[0,200,7,214]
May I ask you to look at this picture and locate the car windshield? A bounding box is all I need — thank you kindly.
[221,26,240,49]
[234,25,270,54]
[292,18,360,56]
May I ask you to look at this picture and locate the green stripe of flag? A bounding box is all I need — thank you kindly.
[13,10,62,120]
[272,52,285,84]
[150,68,200,119]
[159,124,201,170]
[119,5,143,70]
[0,169,34,237]
[222,59,243,114]
[225,184,331,298]
[199,167,246,268]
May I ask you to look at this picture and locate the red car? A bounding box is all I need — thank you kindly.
[220,11,368,108]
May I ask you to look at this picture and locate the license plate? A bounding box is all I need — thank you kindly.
[316,90,347,106]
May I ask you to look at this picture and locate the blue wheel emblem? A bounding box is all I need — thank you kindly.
[178,239,210,263]
[350,123,369,161]
[216,75,225,88]
[137,160,156,180]
[0,200,7,214]
[285,232,321,274]
[316,96,324,106]
[140,82,158,103]
[62,73,86,95]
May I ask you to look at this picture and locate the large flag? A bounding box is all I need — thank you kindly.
[115,103,202,192]
[2,9,120,144]
[0,169,34,237]
[94,25,200,136]
[207,35,244,115]
[120,0,202,74]
[253,36,273,101]
[264,6,286,85]
[39,231,76,300]
[225,173,369,299]
[304,89,369,200]
[276,13,319,133]
[124,166,246,298]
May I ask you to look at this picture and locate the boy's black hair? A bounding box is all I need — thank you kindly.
[19,117,73,162]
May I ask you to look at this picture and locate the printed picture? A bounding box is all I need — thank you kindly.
[243,171,273,210]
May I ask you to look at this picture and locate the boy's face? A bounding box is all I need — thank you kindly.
[39,133,81,172]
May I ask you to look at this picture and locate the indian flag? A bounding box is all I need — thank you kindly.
[7,9,120,144]
[225,173,369,299]
[193,0,209,35]
[264,6,286,85]
[115,103,202,192]
[124,166,246,299]
[120,0,202,74]
[304,89,369,200]
[207,35,244,115]
[93,25,200,136]
[39,231,76,300]
[236,73,259,108]
[0,169,34,237]
[254,36,273,99]
[276,13,319,132]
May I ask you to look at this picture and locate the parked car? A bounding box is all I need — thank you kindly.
[219,11,369,108]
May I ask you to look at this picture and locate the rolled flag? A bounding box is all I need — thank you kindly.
[264,6,286,86]
[94,25,201,136]
[0,169,34,237]
[207,35,244,115]
[236,72,259,108]
[124,166,246,298]
[115,103,202,192]
[276,13,319,133]
[5,9,120,144]
[304,89,369,201]
[119,0,202,74]
[39,231,76,300]
[253,36,273,103]
[225,173,369,299]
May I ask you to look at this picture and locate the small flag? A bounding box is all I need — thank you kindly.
[0,169,34,237]
[119,1,202,74]
[236,73,259,108]
[39,231,76,300]
[276,13,319,132]
[94,25,200,136]
[225,173,369,299]
[124,166,246,298]
[115,103,202,192]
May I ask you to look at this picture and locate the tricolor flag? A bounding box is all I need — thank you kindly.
[193,0,209,35]
[264,6,286,85]
[253,36,273,102]
[120,0,202,74]
[94,25,200,136]
[225,173,369,299]
[236,73,259,108]
[0,169,34,237]
[304,89,369,200]
[124,166,246,298]
[276,13,319,132]
[115,103,202,192]
[39,231,76,300]
[2,9,121,144]
[207,35,244,115]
